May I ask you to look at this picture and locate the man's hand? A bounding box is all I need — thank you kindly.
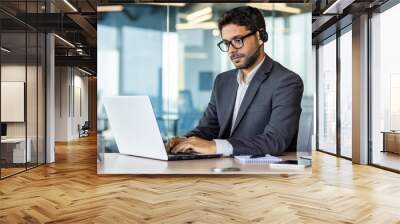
[165,137,187,153]
[171,136,217,154]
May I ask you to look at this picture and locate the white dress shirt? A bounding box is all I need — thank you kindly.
[214,55,266,156]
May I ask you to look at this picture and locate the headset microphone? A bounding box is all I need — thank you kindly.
[246,29,267,65]
[246,42,263,67]
[235,29,268,69]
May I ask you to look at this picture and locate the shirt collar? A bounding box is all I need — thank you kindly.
[236,54,266,85]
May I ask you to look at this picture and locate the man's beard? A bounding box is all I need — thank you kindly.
[232,46,261,69]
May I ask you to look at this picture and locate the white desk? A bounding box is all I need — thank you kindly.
[1,138,31,163]
[98,152,311,175]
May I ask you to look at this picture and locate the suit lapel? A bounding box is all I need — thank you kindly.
[230,55,273,135]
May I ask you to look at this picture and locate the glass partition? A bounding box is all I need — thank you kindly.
[27,30,38,169]
[1,30,28,177]
[371,3,400,171]
[38,31,46,165]
[0,1,46,179]
[339,28,352,158]
[317,37,337,154]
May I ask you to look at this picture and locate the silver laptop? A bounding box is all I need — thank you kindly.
[103,96,222,161]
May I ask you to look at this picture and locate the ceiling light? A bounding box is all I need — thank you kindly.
[322,0,354,14]
[186,7,212,22]
[212,29,220,37]
[247,3,302,14]
[78,67,92,76]
[97,5,124,12]
[1,47,11,53]
[54,34,75,48]
[63,0,78,12]
[176,21,217,30]
[187,13,212,25]
[143,3,186,7]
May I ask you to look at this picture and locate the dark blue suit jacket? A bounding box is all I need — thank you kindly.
[186,55,304,156]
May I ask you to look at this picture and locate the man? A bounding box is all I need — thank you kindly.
[166,6,303,156]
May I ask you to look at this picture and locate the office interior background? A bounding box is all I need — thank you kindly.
[0,0,400,222]
[0,0,399,176]
[0,0,97,179]
[97,3,313,157]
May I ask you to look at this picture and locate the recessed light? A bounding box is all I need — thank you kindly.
[1,47,11,53]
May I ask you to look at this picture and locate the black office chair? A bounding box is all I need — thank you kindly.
[79,121,90,138]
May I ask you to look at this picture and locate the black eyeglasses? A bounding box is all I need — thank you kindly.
[217,31,256,52]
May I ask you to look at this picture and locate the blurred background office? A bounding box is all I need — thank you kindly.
[0,0,97,179]
[0,0,398,181]
[97,3,313,154]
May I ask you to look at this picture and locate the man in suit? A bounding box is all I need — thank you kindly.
[166,6,304,156]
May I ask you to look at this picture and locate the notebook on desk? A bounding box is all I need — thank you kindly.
[234,154,282,164]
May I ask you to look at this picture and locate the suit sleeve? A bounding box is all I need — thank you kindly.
[185,77,220,140]
[227,74,304,156]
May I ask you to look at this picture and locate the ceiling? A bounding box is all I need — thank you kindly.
[311,0,390,44]
[1,0,396,74]
[0,0,97,74]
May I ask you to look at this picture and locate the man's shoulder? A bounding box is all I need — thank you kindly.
[215,69,237,82]
[271,60,296,77]
[270,60,303,84]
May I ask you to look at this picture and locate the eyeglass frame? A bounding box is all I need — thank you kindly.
[217,30,257,52]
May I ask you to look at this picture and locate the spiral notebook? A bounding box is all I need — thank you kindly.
[234,154,282,164]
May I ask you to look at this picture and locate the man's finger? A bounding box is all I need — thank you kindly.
[172,142,191,153]
[166,138,181,151]
[165,139,174,152]
[171,143,184,153]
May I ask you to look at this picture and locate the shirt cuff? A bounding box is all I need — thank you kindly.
[214,139,233,156]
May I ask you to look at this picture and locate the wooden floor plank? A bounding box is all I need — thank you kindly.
[0,135,400,223]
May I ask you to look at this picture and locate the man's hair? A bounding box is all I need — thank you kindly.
[217,6,265,32]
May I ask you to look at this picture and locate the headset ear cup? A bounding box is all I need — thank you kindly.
[261,31,268,42]
[264,31,268,42]
[258,30,268,43]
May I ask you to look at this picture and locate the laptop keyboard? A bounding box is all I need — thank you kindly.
[167,152,222,161]
[168,152,199,156]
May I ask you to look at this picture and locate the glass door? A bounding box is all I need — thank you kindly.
[339,27,352,158]
[317,37,337,154]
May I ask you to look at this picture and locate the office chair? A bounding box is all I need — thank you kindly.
[79,121,90,138]
[296,96,314,153]
[177,90,202,136]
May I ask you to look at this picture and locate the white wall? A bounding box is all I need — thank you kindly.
[1,65,41,138]
[1,65,26,135]
[55,67,89,141]
[1,64,46,163]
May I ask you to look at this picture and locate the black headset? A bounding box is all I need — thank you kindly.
[258,28,269,43]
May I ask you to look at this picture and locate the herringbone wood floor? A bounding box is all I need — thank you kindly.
[1,136,400,224]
